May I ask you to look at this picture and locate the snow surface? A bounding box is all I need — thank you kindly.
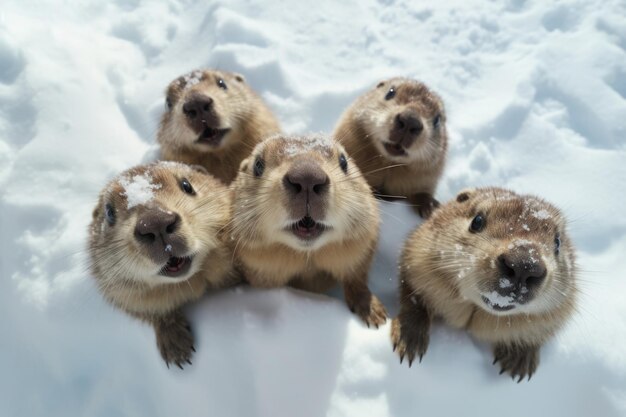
[1,1,626,416]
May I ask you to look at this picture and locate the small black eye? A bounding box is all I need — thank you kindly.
[469,214,485,233]
[105,203,116,226]
[166,97,172,110]
[554,233,561,255]
[180,178,195,195]
[253,157,265,177]
[217,79,227,90]
[339,154,348,173]
[385,87,396,100]
[433,114,441,128]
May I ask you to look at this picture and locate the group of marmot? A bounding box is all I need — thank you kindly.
[89,69,577,382]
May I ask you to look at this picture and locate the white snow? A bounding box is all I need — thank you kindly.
[119,173,162,209]
[181,70,204,89]
[499,278,513,289]
[482,290,515,308]
[2,0,626,416]
[532,209,552,220]
[280,134,334,157]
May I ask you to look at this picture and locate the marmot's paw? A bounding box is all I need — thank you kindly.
[411,193,440,219]
[390,316,430,367]
[155,312,195,369]
[493,343,539,382]
[348,293,388,328]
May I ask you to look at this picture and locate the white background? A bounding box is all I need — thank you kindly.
[1,0,625,416]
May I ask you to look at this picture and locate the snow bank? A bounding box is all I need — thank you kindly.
[1,0,625,416]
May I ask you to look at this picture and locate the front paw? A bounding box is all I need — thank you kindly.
[411,193,440,219]
[493,343,539,382]
[155,312,195,369]
[391,316,430,367]
[347,293,388,328]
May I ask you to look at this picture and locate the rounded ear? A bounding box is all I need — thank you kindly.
[239,157,250,172]
[376,81,385,88]
[189,164,209,175]
[234,73,245,83]
[456,188,475,203]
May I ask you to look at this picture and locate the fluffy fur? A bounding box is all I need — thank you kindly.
[334,77,448,218]
[89,161,238,367]
[230,134,387,327]
[157,69,281,185]
[391,187,578,381]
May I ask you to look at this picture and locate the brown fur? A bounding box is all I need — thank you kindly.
[88,161,238,368]
[157,69,281,185]
[334,77,448,218]
[230,134,387,327]
[392,187,577,381]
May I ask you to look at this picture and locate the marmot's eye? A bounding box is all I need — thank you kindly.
[385,87,396,100]
[469,214,485,233]
[339,154,348,173]
[217,79,228,90]
[180,178,195,195]
[105,203,116,226]
[554,233,561,255]
[253,157,265,177]
[433,114,441,128]
[165,97,173,110]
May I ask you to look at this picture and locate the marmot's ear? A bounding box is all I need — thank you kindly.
[189,164,209,175]
[376,80,385,88]
[234,73,245,83]
[239,157,250,172]
[456,188,476,203]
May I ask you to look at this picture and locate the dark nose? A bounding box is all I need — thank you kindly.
[393,111,423,138]
[497,250,547,290]
[134,209,180,245]
[283,160,330,196]
[182,93,213,120]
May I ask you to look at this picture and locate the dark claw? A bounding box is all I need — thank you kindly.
[400,355,404,364]
[185,325,191,331]
[517,375,524,383]
[191,346,196,353]
[492,357,499,365]
[166,362,170,369]
[408,357,414,367]
[392,343,397,352]
[499,368,506,375]
[186,359,192,365]
[177,363,184,370]
[419,354,424,363]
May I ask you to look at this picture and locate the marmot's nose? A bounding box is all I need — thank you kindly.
[134,209,180,244]
[497,250,547,290]
[283,160,330,196]
[182,93,214,119]
[393,111,423,137]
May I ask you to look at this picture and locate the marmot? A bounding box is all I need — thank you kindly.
[157,69,281,185]
[88,161,237,368]
[334,77,447,218]
[391,187,577,381]
[230,134,387,327]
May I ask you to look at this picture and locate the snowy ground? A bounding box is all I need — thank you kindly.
[1,0,626,416]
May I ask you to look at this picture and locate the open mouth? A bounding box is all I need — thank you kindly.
[383,142,408,157]
[196,127,230,146]
[289,216,327,241]
[159,256,193,278]
[481,295,516,312]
